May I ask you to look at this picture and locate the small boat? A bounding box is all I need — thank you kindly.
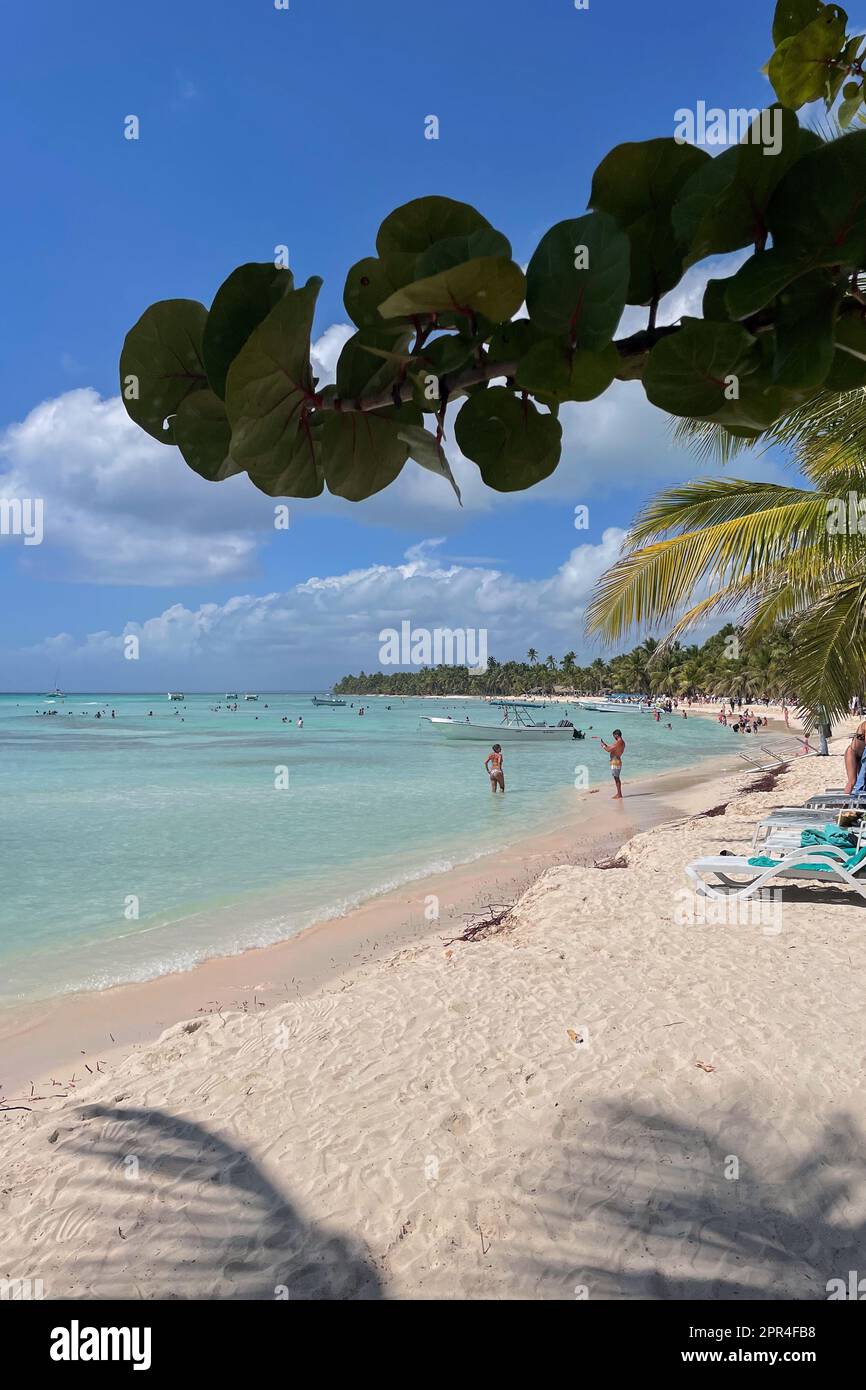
[244,694,259,701]
[225,692,238,701]
[421,704,579,742]
[168,692,185,701]
[576,697,650,715]
[311,696,347,707]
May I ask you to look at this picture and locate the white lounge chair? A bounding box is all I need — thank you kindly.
[685,844,866,902]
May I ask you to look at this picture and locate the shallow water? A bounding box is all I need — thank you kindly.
[0,692,737,1003]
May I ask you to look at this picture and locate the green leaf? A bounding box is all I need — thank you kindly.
[202,264,295,399]
[225,276,322,474]
[772,0,825,46]
[703,278,734,322]
[825,345,866,388]
[173,389,242,482]
[376,196,494,256]
[525,211,630,348]
[396,422,462,503]
[515,340,618,403]
[724,246,815,319]
[336,326,413,400]
[343,254,418,328]
[768,7,848,108]
[487,318,545,362]
[378,256,525,322]
[839,84,865,127]
[414,227,512,279]
[643,319,758,417]
[769,129,866,266]
[245,430,323,499]
[672,107,806,265]
[454,387,562,491]
[318,404,420,501]
[772,271,841,387]
[119,299,209,444]
[589,138,711,304]
[835,308,866,360]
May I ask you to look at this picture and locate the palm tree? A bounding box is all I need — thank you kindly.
[526,648,538,665]
[586,434,866,727]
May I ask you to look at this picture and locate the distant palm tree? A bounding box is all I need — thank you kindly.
[527,648,538,665]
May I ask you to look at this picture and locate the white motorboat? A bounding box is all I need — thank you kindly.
[168,692,185,701]
[244,693,259,701]
[225,692,238,700]
[576,697,653,715]
[421,705,581,742]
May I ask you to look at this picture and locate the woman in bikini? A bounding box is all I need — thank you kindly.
[485,744,505,794]
[845,720,866,793]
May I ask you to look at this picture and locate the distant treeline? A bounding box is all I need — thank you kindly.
[334,626,798,700]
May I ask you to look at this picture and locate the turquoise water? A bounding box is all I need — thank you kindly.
[0,692,736,1005]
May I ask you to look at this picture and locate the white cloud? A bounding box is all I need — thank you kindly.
[9,531,629,688]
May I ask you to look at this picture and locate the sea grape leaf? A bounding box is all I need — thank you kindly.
[772,271,841,387]
[202,264,295,399]
[487,319,545,363]
[768,7,849,108]
[825,346,866,388]
[515,340,618,403]
[244,429,323,499]
[344,254,418,328]
[173,389,242,482]
[119,299,209,444]
[454,386,562,492]
[768,130,866,268]
[335,326,413,400]
[703,278,735,322]
[225,276,322,473]
[839,83,865,127]
[378,256,525,322]
[724,246,816,319]
[673,107,807,265]
[589,138,711,304]
[772,0,825,46]
[318,403,420,501]
[643,318,758,417]
[835,309,866,360]
[414,227,512,279]
[525,211,630,348]
[396,422,462,503]
[377,196,494,256]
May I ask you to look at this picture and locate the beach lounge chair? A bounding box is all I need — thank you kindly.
[685,843,866,902]
[752,813,865,851]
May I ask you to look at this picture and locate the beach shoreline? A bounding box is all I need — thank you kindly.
[3,731,862,1300]
[3,747,750,1098]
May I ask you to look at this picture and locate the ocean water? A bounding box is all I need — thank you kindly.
[0,692,738,1005]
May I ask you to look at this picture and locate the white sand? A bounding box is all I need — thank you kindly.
[2,744,864,1300]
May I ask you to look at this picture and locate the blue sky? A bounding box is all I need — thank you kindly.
[0,0,800,688]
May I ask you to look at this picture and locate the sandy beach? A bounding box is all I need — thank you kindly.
[2,729,862,1301]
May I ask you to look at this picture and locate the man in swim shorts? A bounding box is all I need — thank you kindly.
[601,728,625,799]
[485,743,505,794]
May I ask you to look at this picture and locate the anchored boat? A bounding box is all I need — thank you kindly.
[421,704,581,742]
[311,696,347,707]
[168,692,185,701]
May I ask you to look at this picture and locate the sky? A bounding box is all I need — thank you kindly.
[0,0,810,690]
